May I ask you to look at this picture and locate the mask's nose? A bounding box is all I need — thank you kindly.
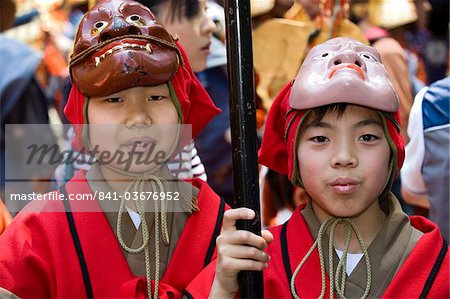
[99,16,141,43]
[329,50,366,70]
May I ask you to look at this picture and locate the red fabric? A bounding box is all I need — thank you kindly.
[186,205,449,298]
[64,42,220,151]
[383,216,449,297]
[258,81,405,183]
[264,205,331,298]
[0,199,12,235]
[264,206,449,298]
[0,171,226,298]
[185,261,217,298]
[258,83,296,176]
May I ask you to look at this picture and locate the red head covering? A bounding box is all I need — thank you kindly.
[65,42,220,152]
[65,0,220,152]
[259,38,405,188]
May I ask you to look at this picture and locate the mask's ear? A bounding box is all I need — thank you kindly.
[259,82,293,175]
[64,85,89,152]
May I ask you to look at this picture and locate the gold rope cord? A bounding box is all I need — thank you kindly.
[290,217,372,299]
[116,175,168,299]
[87,123,182,298]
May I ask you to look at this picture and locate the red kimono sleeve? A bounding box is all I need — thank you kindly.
[0,209,56,298]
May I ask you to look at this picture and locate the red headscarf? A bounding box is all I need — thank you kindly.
[259,82,404,184]
[65,43,220,151]
[259,38,405,188]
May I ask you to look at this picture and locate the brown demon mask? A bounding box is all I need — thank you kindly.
[69,0,182,97]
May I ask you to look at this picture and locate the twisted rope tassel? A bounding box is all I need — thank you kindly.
[88,123,183,298]
[291,217,372,299]
[116,175,168,299]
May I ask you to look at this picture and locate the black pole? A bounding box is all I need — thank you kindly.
[224,0,264,298]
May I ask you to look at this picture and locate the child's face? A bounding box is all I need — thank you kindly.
[87,84,179,173]
[297,105,390,218]
[159,0,215,72]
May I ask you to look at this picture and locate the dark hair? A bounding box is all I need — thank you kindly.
[304,103,350,127]
[428,0,449,35]
[137,0,200,22]
[1,0,16,32]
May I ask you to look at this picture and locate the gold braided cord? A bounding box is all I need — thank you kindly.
[153,182,161,298]
[327,219,339,299]
[89,124,181,298]
[114,124,181,299]
[116,178,150,297]
[345,220,372,299]
[85,94,188,297]
[290,217,372,299]
[160,183,169,245]
[116,174,167,299]
[290,217,334,299]
[334,221,352,297]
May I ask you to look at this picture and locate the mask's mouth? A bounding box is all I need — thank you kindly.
[329,63,366,80]
[93,38,154,67]
[70,34,182,68]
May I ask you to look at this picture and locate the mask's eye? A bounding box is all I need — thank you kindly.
[360,53,373,60]
[126,14,146,26]
[315,52,330,60]
[91,21,108,35]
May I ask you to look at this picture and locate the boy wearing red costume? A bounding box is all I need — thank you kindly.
[186,37,449,298]
[0,1,227,298]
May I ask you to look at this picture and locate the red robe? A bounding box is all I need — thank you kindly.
[0,200,11,235]
[186,205,449,298]
[0,171,226,298]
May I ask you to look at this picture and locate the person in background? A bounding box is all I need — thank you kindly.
[251,0,294,28]
[138,0,215,73]
[417,0,449,85]
[401,76,450,243]
[194,2,234,203]
[1,0,58,213]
